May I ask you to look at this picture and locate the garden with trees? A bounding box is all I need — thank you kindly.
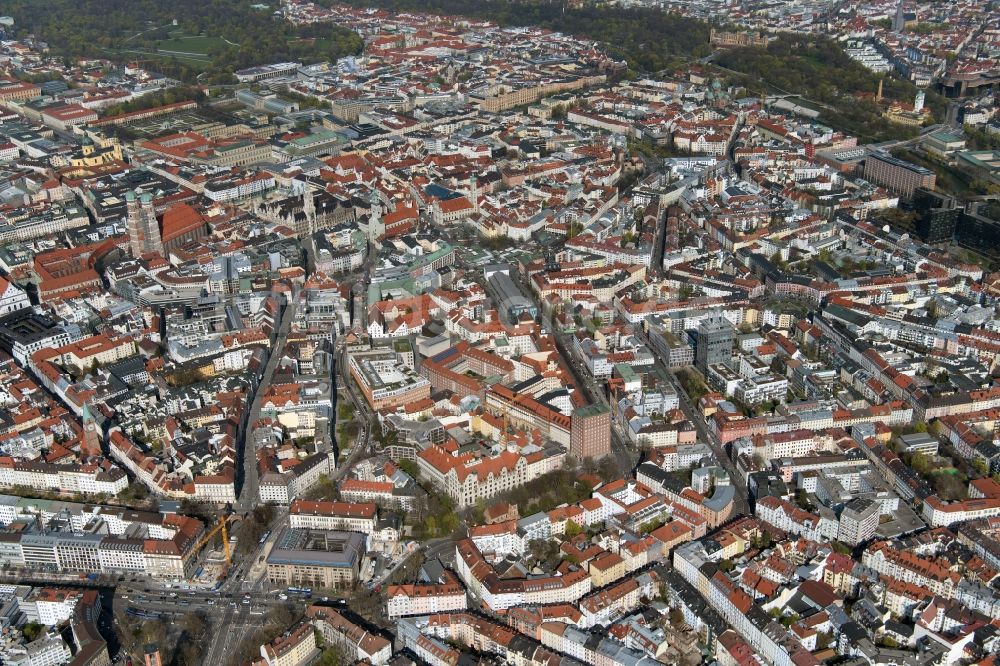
[715,34,945,142]
[1,0,362,84]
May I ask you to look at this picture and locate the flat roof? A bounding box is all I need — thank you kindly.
[267,528,365,568]
[868,151,934,176]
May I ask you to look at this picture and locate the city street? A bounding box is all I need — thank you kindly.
[526,256,750,513]
[633,327,750,516]
[538,299,639,477]
[236,288,299,513]
[333,346,373,477]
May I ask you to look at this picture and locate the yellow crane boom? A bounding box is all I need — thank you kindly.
[191,516,231,566]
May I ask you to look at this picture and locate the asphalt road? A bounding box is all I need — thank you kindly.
[540,304,638,477]
[333,347,372,478]
[236,289,299,513]
[524,261,749,514]
[633,328,750,516]
[423,537,457,567]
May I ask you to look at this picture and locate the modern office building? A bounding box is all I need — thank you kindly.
[837,498,880,546]
[266,528,366,589]
[695,317,734,373]
[863,151,936,198]
[957,203,1000,254]
[348,351,431,411]
[571,404,612,460]
[912,187,959,244]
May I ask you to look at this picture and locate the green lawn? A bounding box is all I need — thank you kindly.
[157,34,232,57]
[158,53,213,68]
[116,48,214,70]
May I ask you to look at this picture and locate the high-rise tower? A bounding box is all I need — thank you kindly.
[80,402,102,459]
[892,0,906,33]
[126,190,163,257]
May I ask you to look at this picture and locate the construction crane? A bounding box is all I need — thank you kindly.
[191,516,232,568]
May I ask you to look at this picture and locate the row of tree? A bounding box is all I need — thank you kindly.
[101,85,204,116]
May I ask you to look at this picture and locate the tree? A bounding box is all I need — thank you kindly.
[910,452,931,476]
[234,504,275,556]
[440,510,459,535]
[305,476,337,502]
[1,0,363,84]
[140,618,168,649]
[528,538,549,562]
[564,521,583,539]
[176,611,210,665]
[597,456,619,483]
[102,86,203,116]
[327,0,711,74]
[831,541,852,555]
[639,513,670,534]
[973,458,989,477]
[470,497,487,525]
[317,645,344,666]
[21,622,44,642]
[971,180,1000,196]
[527,538,561,569]
[751,531,772,550]
[266,605,297,634]
[717,34,941,141]
[397,459,420,480]
[933,472,966,501]
[121,481,150,503]
[967,125,1000,153]
[779,612,800,627]
[180,498,216,523]
[231,629,271,666]
[675,368,708,400]
[874,207,919,234]
[181,611,209,640]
